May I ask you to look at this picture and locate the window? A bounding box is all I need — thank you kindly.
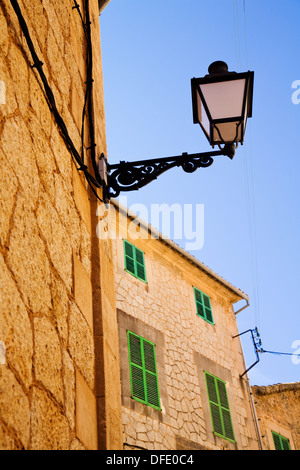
[123,240,147,283]
[194,287,214,324]
[127,331,161,410]
[205,371,235,442]
[272,431,291,450]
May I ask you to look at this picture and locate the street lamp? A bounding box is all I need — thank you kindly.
[101,61,254,200]
[191,61,254,149]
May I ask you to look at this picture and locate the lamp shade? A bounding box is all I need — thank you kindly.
[191,61,254,147]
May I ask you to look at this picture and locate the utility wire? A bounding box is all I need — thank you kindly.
[232,1,261,330]
[9,0,104,202]
[243,0,249,69]
[84,0,99,185]
[73,0,89,165]
[232,0,241,71]
[261,349,300,358]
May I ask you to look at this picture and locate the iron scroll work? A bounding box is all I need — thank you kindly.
[103,144,235,200]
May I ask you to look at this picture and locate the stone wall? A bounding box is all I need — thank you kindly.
[0,0,122,450]
[111,204,261,450]
[252,383,300,450]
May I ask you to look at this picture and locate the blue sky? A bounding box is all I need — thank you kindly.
[99,0,300,386]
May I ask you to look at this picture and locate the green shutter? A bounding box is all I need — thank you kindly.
[272,431,291,450]
[205,372,235,442]
[128,333,146,402]
[124,240,147,282]
[194,287,214,324]
[281,437,291,450]
[127,331,161,410]
[135,247,146,281]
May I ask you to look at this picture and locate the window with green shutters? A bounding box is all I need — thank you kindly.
[123,240,147,283]
[272,431,291,450]
[127,331,161,410]
[205,371,235,442]
[194,287,214,324]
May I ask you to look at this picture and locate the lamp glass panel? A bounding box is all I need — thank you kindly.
[212,121,242,144]
[197,91,210,137]
[200,78,246,120]
[243,94,249,135]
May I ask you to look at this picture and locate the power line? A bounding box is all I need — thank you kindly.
[261,349,300,358]
[10,0,104,202]
[243,0,249,69]
[232,0,241,71]
[233,1,261,330]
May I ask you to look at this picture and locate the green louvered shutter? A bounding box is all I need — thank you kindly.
[124,240,136,276]
[143,340,160,409]
[205,372,235,442]
[194,288,205,319]
[206,373,223,436]
[217,378,235,442]
[194,287,214,324]
[272,432,282,450]
[135,247,146,282]
[203,293,213,324]
[127,331,160,410]
[124,240,147,282]
[281,437,291,450]
[272,431,290,450]
[128,332,146,402]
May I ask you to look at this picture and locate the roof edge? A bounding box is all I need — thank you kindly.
[252,382,300,395]
[110,198,249,303]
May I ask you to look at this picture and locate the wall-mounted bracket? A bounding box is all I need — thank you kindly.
[102,143,235,200]
[233,327,263,377]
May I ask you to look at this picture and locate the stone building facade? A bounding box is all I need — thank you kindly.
[1,0,296,452]
[0,0,122,450]
[109,201,262,450]
[252,382,300,450]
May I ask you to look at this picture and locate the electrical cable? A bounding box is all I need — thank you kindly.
[9,0,104,202]
[72,0,89,165]
[243,0,249,69]
[72,0,105,202]
[84,0,100,186]
[261,349,300,358]
[232,0,241,71]
[232,1,261,330]
[242,1,261,332]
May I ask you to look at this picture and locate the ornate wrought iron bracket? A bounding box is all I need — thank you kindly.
[103,144,235,200]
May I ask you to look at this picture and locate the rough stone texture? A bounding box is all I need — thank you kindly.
[0,366,30,449]
[30,386,70,450]
[75,369,98,450]
[33,317,64,405]
[252,382,300,450]
[0,0,122,450]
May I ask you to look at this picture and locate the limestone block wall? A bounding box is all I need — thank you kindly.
[111,205,261,450]
[0,0,122,450]
[252,383,300,450]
